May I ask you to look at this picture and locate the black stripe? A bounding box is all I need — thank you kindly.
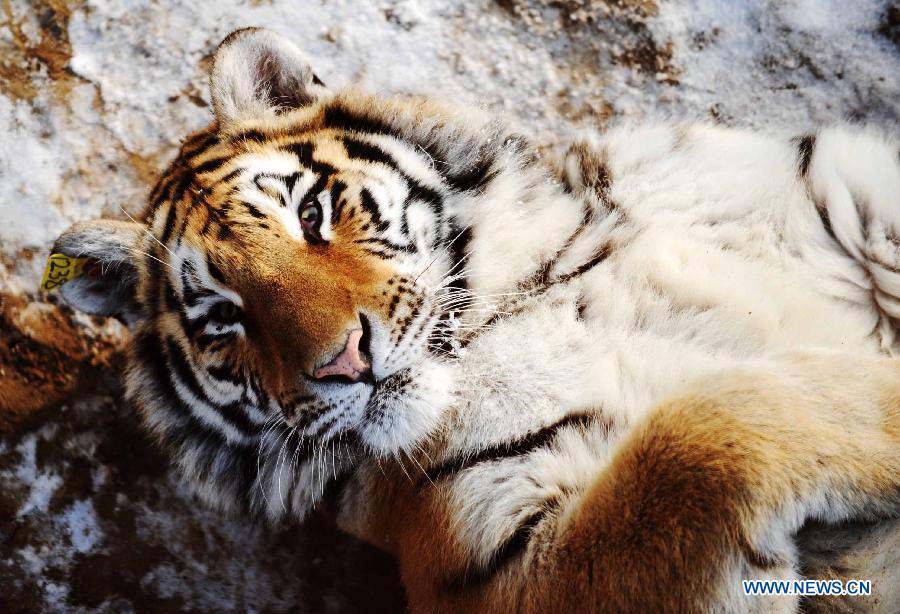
[795,134,816,177]
[196,331,234,352]
[218,167,243,186]
[206,254,227,285]
[330,180,348,224]
[424,413,596,485]
[162,275,182,314]
[244,202,266,218]
[165,336,258,437]
[815,203,837,242]
[193,156,228,176]
[554,243,612,284]
[429,224,474,354]
[446,156,497,194]
[249,376,270,409]
[174,267,209,339]
[322,106,401,139]
[341,136,443,208]
[305,173,331,207]
[144,255,163,317]
[354,236,416,253]
[443,500,560,591]
[182,313,209,338]
[324,108,496,249]
[180,262,215,307]
[148,174,172,210]
[153,174,180,210]
[342,135,445,230]
[343,136,396,167]
[136,334,230,443]
[170,171,195,205]
[793,135,837,242]
[530,199,596,288]
[284,171,300,196]
[159,202,179,243]
[231,129,269,143]
[182,132,220,159]
[253,173,287,207]
[336,125,452,238]
[404,181,445,218]
[198,207,215,237]
[402,179,444,236]
[357,246,398,260]
[416,138,500,195]
[207,363,244,386]
[258,170,303,205]
[359,188,391,233]
[346,137,446,227]
[285,392,316,405]
[445,224,473,292]
[283,142,337,177]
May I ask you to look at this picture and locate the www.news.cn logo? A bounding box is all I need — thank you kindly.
[743,579,871,596]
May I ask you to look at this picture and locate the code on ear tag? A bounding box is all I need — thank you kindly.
[40,253,90,291]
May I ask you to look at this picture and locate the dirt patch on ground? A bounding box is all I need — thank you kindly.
[880,2,900,49]
[0,0,84,102]
[492,0,679,126]
[0,292,126,429]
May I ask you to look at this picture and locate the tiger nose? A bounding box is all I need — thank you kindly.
[312,328,373,384]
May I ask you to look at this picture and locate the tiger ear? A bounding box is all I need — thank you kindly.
[51,219,146,326]
[210,27,331,126]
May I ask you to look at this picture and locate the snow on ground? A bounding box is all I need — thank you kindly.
[0,0,897,611]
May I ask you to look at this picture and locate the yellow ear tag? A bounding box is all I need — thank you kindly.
[40,253,90,291]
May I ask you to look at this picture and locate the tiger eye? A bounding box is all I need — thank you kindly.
[210,301,241,324]
[300,203,320,229]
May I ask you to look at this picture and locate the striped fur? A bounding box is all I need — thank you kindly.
[52,29,900,612]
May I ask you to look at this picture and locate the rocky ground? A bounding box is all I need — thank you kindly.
[1,0,898,611]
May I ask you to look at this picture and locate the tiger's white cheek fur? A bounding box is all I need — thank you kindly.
[358,358,455,455]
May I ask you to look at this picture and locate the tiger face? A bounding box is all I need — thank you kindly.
[149,115,460,443]
[52,28,519,516]
[136,119,456,455]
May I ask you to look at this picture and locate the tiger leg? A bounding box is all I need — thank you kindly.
[523,354,900,613]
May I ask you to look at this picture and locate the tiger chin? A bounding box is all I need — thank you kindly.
[52,28,900,613]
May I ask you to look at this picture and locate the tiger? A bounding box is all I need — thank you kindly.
[51,28,900,613]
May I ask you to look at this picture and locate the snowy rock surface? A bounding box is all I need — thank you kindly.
[0,0,897,611]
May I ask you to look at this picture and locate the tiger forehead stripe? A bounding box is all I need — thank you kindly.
[342,135,444,205]
[321,100,505,193]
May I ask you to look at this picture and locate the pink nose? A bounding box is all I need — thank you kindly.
[312,329,372,383]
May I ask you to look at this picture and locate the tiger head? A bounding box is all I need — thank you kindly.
[51,28,549,518]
